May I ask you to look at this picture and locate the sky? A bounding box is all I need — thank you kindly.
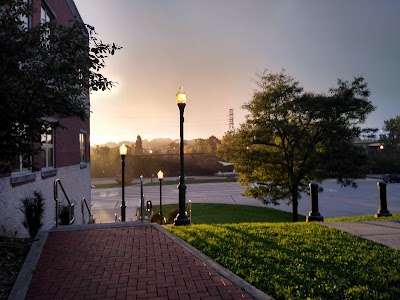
[73,0,400,145]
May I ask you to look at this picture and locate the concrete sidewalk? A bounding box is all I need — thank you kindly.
[10,223,271,300]
[324,220,400,250]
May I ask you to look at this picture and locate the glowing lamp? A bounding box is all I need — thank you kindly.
[176,87,187,104]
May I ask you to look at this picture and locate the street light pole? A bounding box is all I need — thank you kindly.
[119,144,127,222]
[140,175,144,222]
[157,170,164,224]
[174,87,190,226]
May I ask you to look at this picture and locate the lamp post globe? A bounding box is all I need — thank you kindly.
[119,144,127,222]
[176,86,187,104]
[157,170,164,180]
[119,144,127,156]
[174,87,190,226]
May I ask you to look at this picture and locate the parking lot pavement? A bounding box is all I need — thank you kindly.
[91,179,400,223]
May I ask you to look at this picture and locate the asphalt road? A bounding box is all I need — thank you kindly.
[91,178,400,223]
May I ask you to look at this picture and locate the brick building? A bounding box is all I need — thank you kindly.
[0,0,91,237]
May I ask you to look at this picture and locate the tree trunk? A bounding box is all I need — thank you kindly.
[292,192,299,222]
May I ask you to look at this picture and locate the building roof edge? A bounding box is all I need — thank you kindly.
[65,0,83,23]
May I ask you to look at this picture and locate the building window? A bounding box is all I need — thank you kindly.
[11,154,36,186]
[40,5,51,23]
[41,128,54,169]
[80,132,86,163]
[19,0,31,29]
[12,155,32,174]
[40,4,52,44]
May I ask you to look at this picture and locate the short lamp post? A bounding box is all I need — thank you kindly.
[174,87,190,225]
[157,170,164,224]
[119,144,127,222]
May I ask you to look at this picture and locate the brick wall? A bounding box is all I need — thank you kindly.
[31,0,81,27]
[56,117,90,168]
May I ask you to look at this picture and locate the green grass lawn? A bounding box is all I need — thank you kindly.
[326,213,400,222]
[159,204,400,299]
[167,222,400,300]
[145,177,237,186]
[91,177,237,189]
[153,203,306,223]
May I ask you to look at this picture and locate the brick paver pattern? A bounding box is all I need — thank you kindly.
[25,226,255,299]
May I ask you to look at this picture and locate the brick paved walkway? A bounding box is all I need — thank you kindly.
[25,225,262,299]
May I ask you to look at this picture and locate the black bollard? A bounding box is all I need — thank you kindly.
[306,182,324,222]
[375,181,392,218]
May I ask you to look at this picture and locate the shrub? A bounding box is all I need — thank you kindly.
[166,208,179,224]
[20,191,45,238]
[150,213,162,224]
[59,204,70,225]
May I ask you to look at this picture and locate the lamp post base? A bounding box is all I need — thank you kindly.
[306,214,324,222]
[375,210,392,218]
[121,204,126,222]
[173,213,191,226]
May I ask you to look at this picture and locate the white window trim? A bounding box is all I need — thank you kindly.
[41,129,54,170]
[11,155,32,175]
[79,131,86,164]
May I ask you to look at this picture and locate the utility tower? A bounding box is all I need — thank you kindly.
[229,109,234,131]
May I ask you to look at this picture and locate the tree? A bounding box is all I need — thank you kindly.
[380,116,400,152]
[134,135,143,155]
[0,0,121,173]
[193,136,220,154]
[90,145,120,177]
[193,138,210,153]
[208,136,221,156]
[218,70,375,221]
[372,116,400,173]
[166,141,179,154]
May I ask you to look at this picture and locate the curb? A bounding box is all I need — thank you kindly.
[7,231,48,300]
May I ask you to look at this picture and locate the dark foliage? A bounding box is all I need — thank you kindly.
[150,213,162,225]
[58,204,70,225]
[0,237,32,300]
[166,208,179,224]
[20,191,44,238]
[0,0,121,173]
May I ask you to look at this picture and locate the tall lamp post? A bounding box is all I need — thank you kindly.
[119,144,127,222]
[174,87,191,225]
[157,170,164,224]
[140,175,144,222]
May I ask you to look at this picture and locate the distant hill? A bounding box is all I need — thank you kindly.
[95,138,200,150]
[143,138,174,149]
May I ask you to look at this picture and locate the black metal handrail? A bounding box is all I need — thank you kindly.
[54,179,75,226]
[81,197,93,224]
